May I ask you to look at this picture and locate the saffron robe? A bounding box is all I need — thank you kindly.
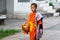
[27,12,43,40]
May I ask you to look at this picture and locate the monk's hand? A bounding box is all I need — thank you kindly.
[37,25,40,33]
[37,29,39,33]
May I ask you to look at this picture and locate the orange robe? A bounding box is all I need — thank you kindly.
[27,12,43,40]
[27,12,36,40]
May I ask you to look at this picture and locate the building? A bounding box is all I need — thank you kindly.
[0,0,60,19]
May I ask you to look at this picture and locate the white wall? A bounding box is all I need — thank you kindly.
[14,0,31,13]
[14,0,31,19]
[13,0,45,19]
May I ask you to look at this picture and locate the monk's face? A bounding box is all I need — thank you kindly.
[31,5,37,12]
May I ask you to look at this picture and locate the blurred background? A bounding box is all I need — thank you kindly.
[0,0,60,40]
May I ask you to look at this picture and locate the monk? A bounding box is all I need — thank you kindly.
[23,3,43,40]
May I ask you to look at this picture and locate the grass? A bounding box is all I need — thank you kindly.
[0,29,21,39]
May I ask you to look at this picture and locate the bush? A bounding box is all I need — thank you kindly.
[49,2,53,6]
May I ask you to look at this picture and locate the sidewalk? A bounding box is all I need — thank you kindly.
[0,16,60,30]
[43,16,60,29]
[1,16,60,40]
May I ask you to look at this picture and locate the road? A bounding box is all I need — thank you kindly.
[1,16,60,40]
